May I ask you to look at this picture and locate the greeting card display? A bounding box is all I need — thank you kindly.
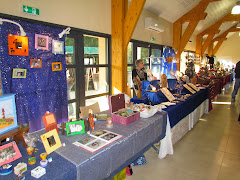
[35,34,49,50]
[52,40,64,54]
[160,88,176,102]
[108,93,140,125]
[42,111,59,133]
[40,129,62,154]
[183,84,196,94]
[66,121,85,136]
[0,94,18,135]
[0,141,22,166]
[73,130,123,153]
[187,83,200,92]
[8,34,29,56]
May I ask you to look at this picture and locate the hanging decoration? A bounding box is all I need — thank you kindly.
[52,40,64,54]
[8,34,29,56]
[35,34,49,50]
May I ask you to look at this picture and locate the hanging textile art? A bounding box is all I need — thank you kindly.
[0,18,68,132]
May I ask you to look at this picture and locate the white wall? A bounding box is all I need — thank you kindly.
[215,33,240,65]
[0,0,173,46]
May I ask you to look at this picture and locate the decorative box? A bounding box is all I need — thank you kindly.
[108,93,140,125]
[31,166,46,179]
[14,162,27,175]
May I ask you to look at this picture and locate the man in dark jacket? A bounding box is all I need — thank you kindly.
[231,61,240,102]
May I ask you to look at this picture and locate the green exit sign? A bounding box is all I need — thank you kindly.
[23,5,39,16]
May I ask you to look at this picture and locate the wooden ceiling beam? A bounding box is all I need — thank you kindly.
[201,33,215,56]
[213,37,227,41]
[213,41,224,55]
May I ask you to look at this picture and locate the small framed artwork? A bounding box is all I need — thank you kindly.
[12,69,27,78]
[0,141,22,166]
[66,121,85,136]
[0,94,19,135]
[8,34,29,56]
[40,129,62,155]
[52,62,62,71]
[35,34,49,50]
[30,59,42,68]
[52,40,64,54]
[42,111,59,133]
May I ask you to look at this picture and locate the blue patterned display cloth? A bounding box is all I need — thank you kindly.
[29,112,167,180]
[0,18,68,132]
[164,89,209,128]
[1,141,76,180]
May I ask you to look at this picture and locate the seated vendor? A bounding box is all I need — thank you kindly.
[132,59,147,90]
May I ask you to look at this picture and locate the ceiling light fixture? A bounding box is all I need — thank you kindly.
[231,1,240,14]
[0,18,26,36]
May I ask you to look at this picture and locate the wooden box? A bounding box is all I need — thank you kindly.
[108,93,140,125]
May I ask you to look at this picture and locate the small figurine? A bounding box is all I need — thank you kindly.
[106,117,113,128]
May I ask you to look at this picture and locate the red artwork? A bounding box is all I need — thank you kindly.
[8,34,29,56]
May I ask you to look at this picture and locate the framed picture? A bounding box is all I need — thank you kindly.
[12,69,27,78]
[42,111,59,133]
[52,62,62,71]
[52,40,64,54]
[66,121,85,136]
[30,59,42,68]
[8,34,29,56]
[35,34,49,50]
[40,129,62,155]
[0,141,22,166]
[0,94,19,135]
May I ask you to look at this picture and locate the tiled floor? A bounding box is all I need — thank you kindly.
[126,82,240,180]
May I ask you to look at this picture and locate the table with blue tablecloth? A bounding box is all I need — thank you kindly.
[2,112,167,180]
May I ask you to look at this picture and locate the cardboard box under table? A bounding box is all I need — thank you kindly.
[109,93,140,125]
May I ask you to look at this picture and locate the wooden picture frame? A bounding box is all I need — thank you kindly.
[0,94,19,135]
[35,34,49,50]
[12,69,27,78]
[42,112,59,133]
[52,40,64,54]
[52,62,62,71]
[0,141,22,166]
[30,59,42,68]
[40,129,62,155]
[66,121,85,136]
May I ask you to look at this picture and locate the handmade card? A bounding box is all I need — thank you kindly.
[0,141,22,166]
[66,121,85,136]
[40,129,62,154]
[187,83,200,92]
[160,88,176,102]
[73,130,123,153]
[183,84,196,94]
[8,34,29,56]
[0,94,18,135]
[35,34,49,50]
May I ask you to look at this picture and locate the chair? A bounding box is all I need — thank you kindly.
[79,102,101,118]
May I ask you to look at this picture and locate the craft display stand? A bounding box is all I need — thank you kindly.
[0,126,29,147]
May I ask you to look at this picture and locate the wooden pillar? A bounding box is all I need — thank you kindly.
[111,0,145,94]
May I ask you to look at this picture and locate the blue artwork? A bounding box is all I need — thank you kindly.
[0,94,18,135]
[0,18,68,132]
[162,48,177,79]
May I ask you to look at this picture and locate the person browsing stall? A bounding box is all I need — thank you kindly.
[132,59,147,90]
[231,61,240,102]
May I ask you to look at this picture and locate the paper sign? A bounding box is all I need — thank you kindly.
[187,83,200,91]
[160,88,176,102]
[183,84,196,94]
